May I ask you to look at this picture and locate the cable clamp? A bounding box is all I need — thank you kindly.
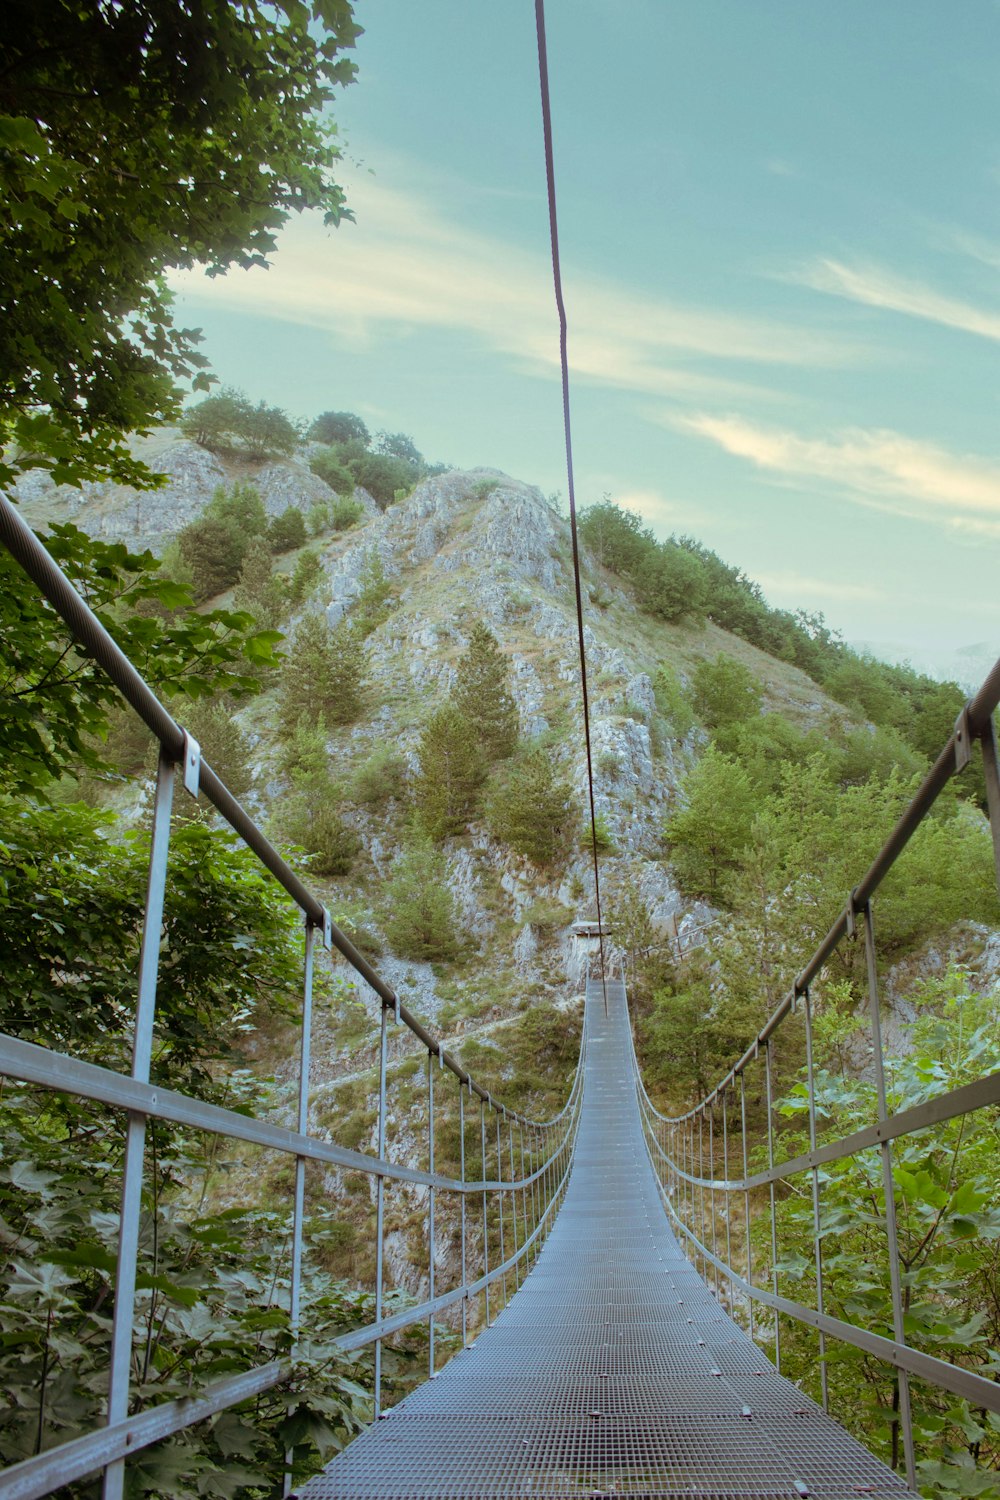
[845,891,858,941]
[181,730,200,799]
[321,908,332,951]
[954,701,973,773]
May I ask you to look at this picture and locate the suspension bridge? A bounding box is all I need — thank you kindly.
[3,473,1000,1500]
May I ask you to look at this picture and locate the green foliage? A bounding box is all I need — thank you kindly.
[0,524,280,796]
[413,704,485,840]
[181,390,299,460]
[382,841,461,961]
[287,549,325,610]
[633,542,707,623]
[274,731,359,876]
[179,483,269,601]
[520,898,574,932]
[309,446,357,496]
[309,412,371,447]
[179,698,255,800]
[350,453,421,509]
[453,623,520,761]
[348,747,408,808]
[665,745,756,900]
[691,653,763,729]
[0,6,359,491]
[486,747,576,867]
[761,970,1000,1490]
[608,870,656,988]
[352,551,396,637]
[269,506,308,554]
[375,431,423,464]
[233,536,287,630]
[330,495,365,530]
[652,664,695,738]
[0,797,430,1494]
[280,615,365,729]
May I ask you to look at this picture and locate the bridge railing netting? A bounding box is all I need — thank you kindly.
[0,496,587,1500]
[627,653,1000,1494]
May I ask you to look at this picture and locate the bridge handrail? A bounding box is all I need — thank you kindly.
[0,493,588,1500]
[624,656,1000,1494]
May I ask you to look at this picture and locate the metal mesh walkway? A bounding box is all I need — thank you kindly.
[299,979,915,1499]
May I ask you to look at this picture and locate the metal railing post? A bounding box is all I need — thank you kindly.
[722,1087,733,1311]
[765,1038,781,1374]
[459,1080,469,1347]
[496,1109,507,1308]
[802,987,829,1412]
[518,1120,529,1280]
[698,1108,707,1286]
[283,916,317,1496]
[427,1049,436,1378]
[863,901,917,1489]
[373,1002,389,1418]
[480,1099,491,1325]
[739,1069,754,1341]
[508,1115,520,1288]
[981,713,1000,894]
[709,1101,720,1296]
[102,748,175,1500]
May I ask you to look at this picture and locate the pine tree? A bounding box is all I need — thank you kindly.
[233,536,286,629]
[383,841,460,960]
[486,748,575,867]
[453,623,519,761]
[608,869,656,990]
[279,614,364,728]
[413,703,485,840]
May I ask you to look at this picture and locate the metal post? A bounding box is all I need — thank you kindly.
[283,917,316,1496]
[427,1049,436,1378]
[508,1115,520,1288]
[981,714,1000,894]
[722,1088,733,1310]
[698,1108,707,1285]
[480,1100,491,1325]
[518,1121,529,1281]
[496,1110,507,1308]
[765,1038,781,1374]
[709,1102,720,1296]
[863,902,917,1490]
[739,1069,754,1341]
[373,1002,389,1418]
[103,749,175,1500]
[802,988,829,1412]
[459,1081,469,1347]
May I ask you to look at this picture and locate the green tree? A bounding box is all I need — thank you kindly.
[178,516,246,602]
[665,745,756,899]
[413,704,486,839]
[608,869,656,990]
[383,841,460,961]
[179,388,250,450]
[274,726,359,876]
[280,614,365,728]
[309,411,371,447]
[375,431,423,464]
[205,481,269,538]
[0,524,280,795]
[353,550,396,637]
[288,548,325,609]
[350,453,421,508]
[691,653,763,730]
[232,535,287,629]
[453,623,519,761]
[310,446,357,495]
[0,2,359,492]
[486,748,576,867]
[269,505,308,554]
[579,500,651,574]
[633,543,707,623]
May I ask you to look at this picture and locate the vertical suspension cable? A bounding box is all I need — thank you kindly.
[534,0,608,1017]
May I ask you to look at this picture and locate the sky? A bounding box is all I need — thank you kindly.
[171,1,1000,664]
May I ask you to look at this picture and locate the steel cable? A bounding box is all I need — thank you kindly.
[534,0,609,1016]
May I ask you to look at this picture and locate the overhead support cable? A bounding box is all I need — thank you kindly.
[534,0,608,1016]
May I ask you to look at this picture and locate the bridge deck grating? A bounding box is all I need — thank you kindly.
[298,981,915,1500]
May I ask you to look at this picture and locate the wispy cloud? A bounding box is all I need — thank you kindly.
[675,413,1000,528]
[752,569,881,605]
[171,174,857,407]
[794,257,1000,342]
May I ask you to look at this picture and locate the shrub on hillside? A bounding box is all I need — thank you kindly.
[453,623,519,761]
[280,614,365,728]
[233,535,286,628]
[330,494,365,530]
[413,704,485,839]
[269,505,307,554]
[181,388,297,458]
[486,748,575,867]
[383,841,461,961]
[348,746,408,807]
[309,446,357,496]
[350,453,421,509]
[309,411,371,447]
[691,654,762,730]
